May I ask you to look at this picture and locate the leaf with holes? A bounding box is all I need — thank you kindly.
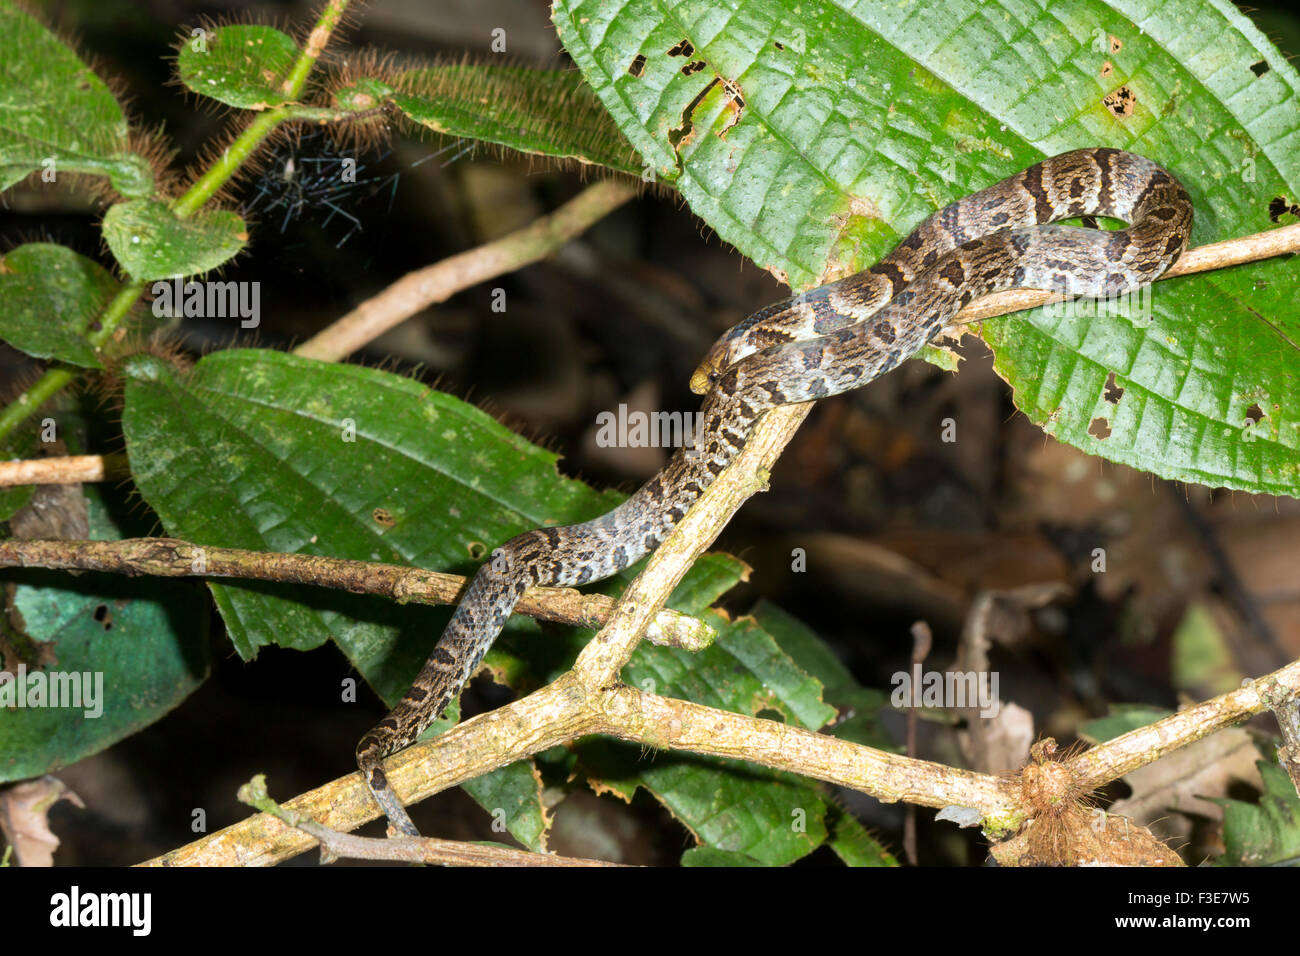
[176,24,298,110]
[0,0,152,197]
[553,0,1300,496]
[0,487,209,783]
[102,199,247,280]
[0,244,118,368]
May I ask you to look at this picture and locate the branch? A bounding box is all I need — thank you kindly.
[0,454,126,486]
[137,628,1299,865]
[1067,659,1300,792]
[235,774,624,866]
[0,537,712,651]
[292,179,638,362]
[948,221,1300,326]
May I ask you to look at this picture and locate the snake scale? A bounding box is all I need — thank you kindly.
[358,147,1192,835]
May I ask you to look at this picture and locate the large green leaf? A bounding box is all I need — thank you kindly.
[0,0,152,196]
[552,0,1300,496]
[0,487,209,782]
[0,243,118,368]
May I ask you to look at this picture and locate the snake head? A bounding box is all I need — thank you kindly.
[690,338,739,395]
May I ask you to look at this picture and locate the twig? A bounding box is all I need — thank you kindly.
[904,621,932,866]
[293,180,638,362]
[0,454,126,487]
[1067,658,1300,791]
[0,537,713,651]
[948,221,1300,326]
[236,774,624,866]
[1259,680,1300,798]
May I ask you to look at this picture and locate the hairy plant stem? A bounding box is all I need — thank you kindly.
[0,1,354,444]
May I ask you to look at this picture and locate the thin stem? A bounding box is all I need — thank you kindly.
[87,279,146,348]
[171,110,286,219]
[0,368,75,444]
[294,179,638,361]
[279,0,351,99]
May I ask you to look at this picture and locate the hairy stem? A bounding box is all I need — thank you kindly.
[0,0,356,443]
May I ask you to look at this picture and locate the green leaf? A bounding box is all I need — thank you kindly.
[681,846,764,866]
[1079,703,1173,743]
[0,486,209,782]
[0,429,38,522]
[102,199,247,280]
[0,0,152,197]
[750,600,893,748]
[461,761,549,852]
[176,24,299,110]
[119,350,630,842]
[1213,760,1300,866]
[552,0,1300,496]
[119,349,623,667]
[575,592,895,865]
[578,738,830,864]
[826,800,897,866]
[339,65,643,175]
[1171,602,1243,697]
[0,243,118,368]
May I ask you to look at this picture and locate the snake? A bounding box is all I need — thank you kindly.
[357,147,1192,835]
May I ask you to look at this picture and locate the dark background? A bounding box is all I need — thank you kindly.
[2,0,1297,865]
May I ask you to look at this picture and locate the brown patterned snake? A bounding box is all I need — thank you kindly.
[358,147,1192,835]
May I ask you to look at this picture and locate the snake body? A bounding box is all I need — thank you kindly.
[358,147,1192,834]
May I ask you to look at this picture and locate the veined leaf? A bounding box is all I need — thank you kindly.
[0,0,152,197]
[119,350,632,847]
[553,0,1300,496]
